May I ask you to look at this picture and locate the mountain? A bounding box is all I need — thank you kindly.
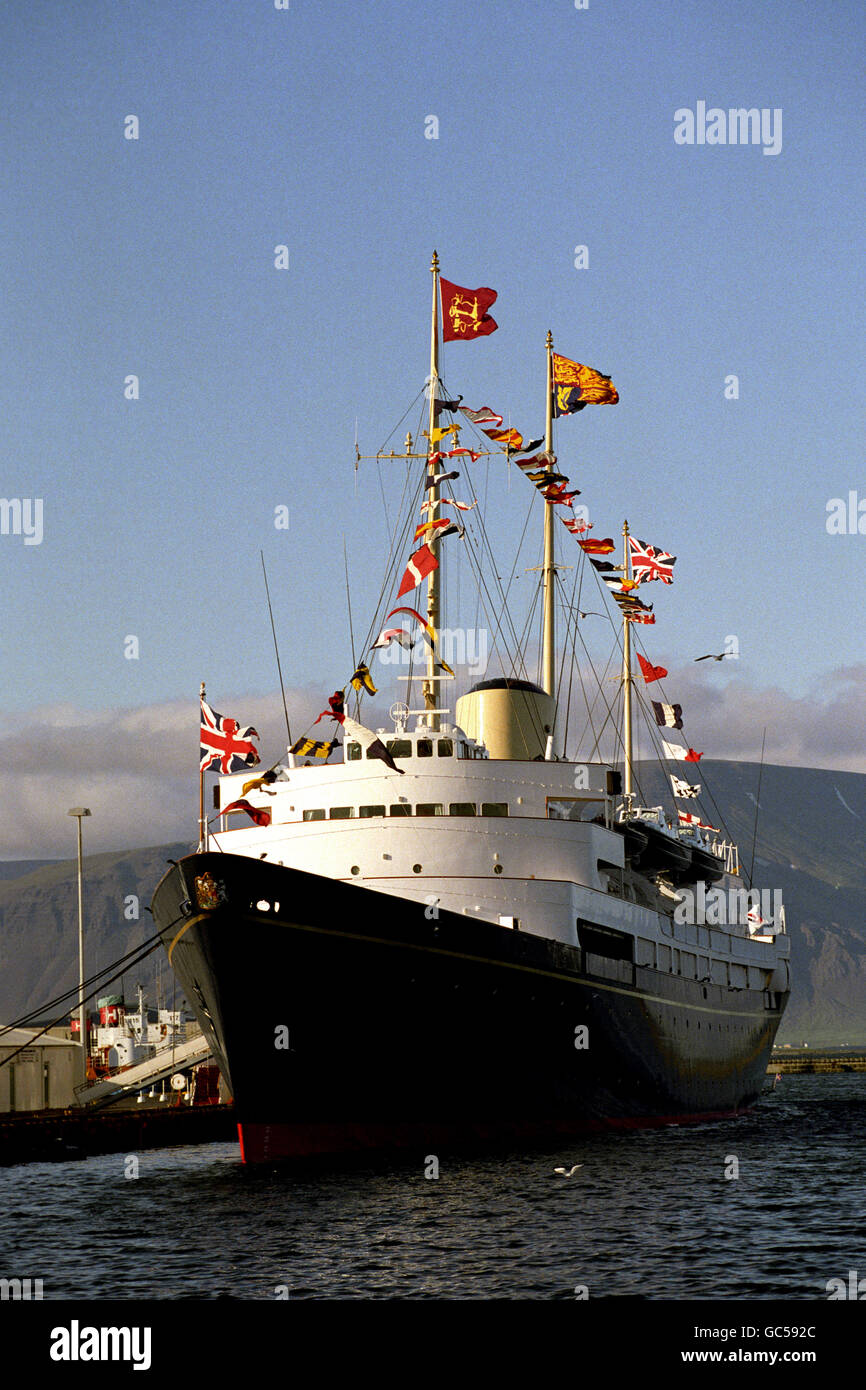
[1,760,864,1044]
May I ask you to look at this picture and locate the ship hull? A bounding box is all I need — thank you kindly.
[152,852,788,1164]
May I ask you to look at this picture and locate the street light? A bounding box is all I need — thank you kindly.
[67,808,91,1057]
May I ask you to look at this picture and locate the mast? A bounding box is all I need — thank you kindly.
[422,251,442,730]
[542,331,556,699]
[621,519,634,806]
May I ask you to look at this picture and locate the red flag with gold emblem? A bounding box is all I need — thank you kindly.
[440,278,498,341]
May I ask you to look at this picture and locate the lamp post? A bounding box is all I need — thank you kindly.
[67,808,91,1056]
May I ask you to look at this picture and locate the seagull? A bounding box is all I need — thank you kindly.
[574,611,603,619]
[694,652,729,662]
[553,1164,584,1177]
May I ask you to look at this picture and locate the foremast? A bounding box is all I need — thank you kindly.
[423,251,442,731]
[621,518,635,807]
[542,332,556,704]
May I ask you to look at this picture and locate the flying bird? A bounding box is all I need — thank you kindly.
[553,1164,584,1177]
[694,652,729,662]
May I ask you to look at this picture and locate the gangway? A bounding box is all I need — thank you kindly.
[74,1034,214,1106]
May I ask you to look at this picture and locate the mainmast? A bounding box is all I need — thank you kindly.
[542,331,556,701]
[621,518,635,805]
[423,251,442,730]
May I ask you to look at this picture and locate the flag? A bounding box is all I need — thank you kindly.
[397,544,439,596]
[313,690,347,724]
[540,482,581,505]
[678,809,717,831]
[551,354,619,413]
[290,737,338,760]
[577,537,615,555]
[637,653,668,684]
[200,699,261,774]
[426,424,460,446]
[514,450,557,471]
[613,591,652,613]
[461,405,502,427]
[628,536,677,585]
[662,739,702,762]
[342,715,405,773]
[522,437,544,452]
[483,427,523,451]
[221,798,272,827]
[414,517,454,542]
[430,522,463,543]
[433,394,463,416]
[386,605,429,629]
[561,515,592,534]
[241,770,278,796]
[350,662,377,695]
[430,469,461,486]
[652,701,683,728]
[371,627,414,651]
[440,278,498,341]
[671,775,700,798]
[626,612,656,625]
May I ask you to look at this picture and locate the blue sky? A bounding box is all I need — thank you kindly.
[1,0,864,853]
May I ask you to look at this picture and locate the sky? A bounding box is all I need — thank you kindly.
[1,0,864,856]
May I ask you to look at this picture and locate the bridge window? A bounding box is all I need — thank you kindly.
[329,807,354,819]
[417,739,433,757]
[345,743,362,761]
[438,739,453,757]
[359,805,386,818]
[384,739,412,759]
[389,805,412,816]
[416,803,443,816]
[482,803,508,817]
[450,803,476,816]
[302,809,325,821]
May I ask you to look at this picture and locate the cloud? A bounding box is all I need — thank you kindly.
[2,665,864,857]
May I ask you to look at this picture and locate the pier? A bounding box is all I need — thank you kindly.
[769,1048,866,1074]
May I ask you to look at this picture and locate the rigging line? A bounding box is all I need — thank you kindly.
[260,551,292,746]
[458,456,535,673]
[0,937,165,1066]
[342,537,361,720]
[560,556,585,756]
[372,387,429,583]
[457,505,532,682]
[0,928,169,1038]
[748,726,767,889]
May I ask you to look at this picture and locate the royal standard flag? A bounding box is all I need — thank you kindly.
[552,354,619,415]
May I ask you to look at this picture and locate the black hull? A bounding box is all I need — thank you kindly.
[151,853,788,1163]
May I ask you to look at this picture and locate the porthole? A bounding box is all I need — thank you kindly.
[413,864,422,874]
[493,864,503,874]
[351,865,360,876]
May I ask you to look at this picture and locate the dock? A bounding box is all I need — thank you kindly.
[769,1048,866,1074]
[0,1101,236,1166]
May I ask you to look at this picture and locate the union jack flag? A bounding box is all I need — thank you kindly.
[200,699,261,774]
[628,536,677,585]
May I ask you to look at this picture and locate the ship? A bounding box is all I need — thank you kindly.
[151,253,791,1164]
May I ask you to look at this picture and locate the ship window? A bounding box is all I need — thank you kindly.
[302,809,325,821]
[389,804,412,816]
[416,803,443,816]
[346,743,362,761]
[482,803,508,817]
[359,805,386,818]
[384,739,411,758]
[450,803,476,816]
[417,739,433,757]
[577,921,634,962]
[547,797,602,821]
[329,807,354,819]
[438,739,453,757]
[457,743,469,759]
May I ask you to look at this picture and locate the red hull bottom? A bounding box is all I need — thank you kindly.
[237,1108,748,1164]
